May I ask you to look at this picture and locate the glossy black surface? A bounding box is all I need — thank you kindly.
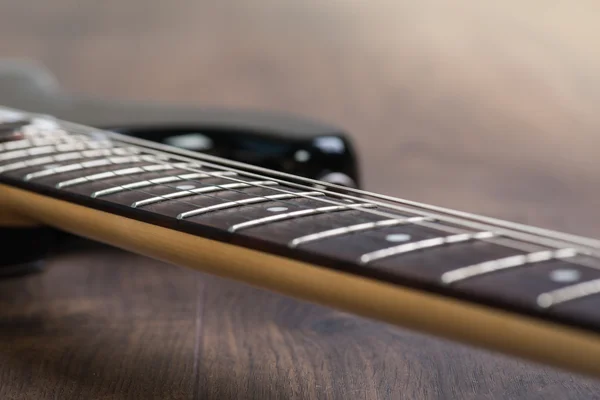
[0,63,361,189]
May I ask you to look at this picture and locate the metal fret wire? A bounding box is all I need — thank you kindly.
[94,143,590,259]
[91,124,600,255]
[48,157,337,216]
[70,149,585,263]
[4,116,599,260]
[0,136,338,216]
[0,124,318,214]
[76,151,486,237]
[2,112,599,309]
[0,123,346,212]
[0,137,490,254]
[80,142,600,281]
[48,154,335,213]
[64,164,514,261]
[96,170,342,218]
[228,204,377,232]
[12,129,581,259]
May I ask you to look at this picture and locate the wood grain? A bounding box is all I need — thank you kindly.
[1,1,600,399]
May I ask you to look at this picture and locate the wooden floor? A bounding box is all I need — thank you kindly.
[1,1,600,398]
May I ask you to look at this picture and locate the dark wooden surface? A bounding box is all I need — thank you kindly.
[1,1,600,399]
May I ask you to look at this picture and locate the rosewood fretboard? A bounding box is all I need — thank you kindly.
[2,107,600,349]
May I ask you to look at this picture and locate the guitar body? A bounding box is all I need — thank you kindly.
[0,67,599,400]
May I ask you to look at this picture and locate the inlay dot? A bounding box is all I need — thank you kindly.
[385,233,411,243]
[294,150,311,162]
[267,206,288,212]
[176,184,196,190]
[549,268,581,283]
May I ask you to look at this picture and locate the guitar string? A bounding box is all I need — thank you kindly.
[7,117,600,260]
[46,145,590,262]
[90,123,600,253]
[96,137,600,259]
[48,158,572,261]
[0,131,406,237]
[8,129,597,260]
[3,123,600,280]
[0,126,458,229]
[6,116,600,312]
[0,129,351,216]
[0,140,558,258]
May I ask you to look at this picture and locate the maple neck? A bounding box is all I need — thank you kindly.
[2,106,600,378]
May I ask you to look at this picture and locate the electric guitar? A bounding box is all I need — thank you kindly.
[1,63,599,381]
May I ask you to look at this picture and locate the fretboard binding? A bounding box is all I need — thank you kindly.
[359,231,496,264]
[440,248,577,285]
[131,181,279,208]
[537,278,600,308]
[90,171,237,198]
[289,217,435,248]
[23,155,160,181]
[229,203,377,233]
[177,192,325,220]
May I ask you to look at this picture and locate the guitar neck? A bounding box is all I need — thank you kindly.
[1,107,600,379]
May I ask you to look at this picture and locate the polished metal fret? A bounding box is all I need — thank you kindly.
[537,278,600,308]
[2,139,33,151]
[0,149,28,161]
[441,248,577,284]
[0,139,116,162]
[131,181,278,208]
[56,163,175,188]
[24,155,157,181]
[0,147,140,174]
[177,192,325,220]
[55,142,88,152]
[1,139,31,151]
[289,217,434,248]
[229,203,376,233]
[91,171,237,198]
[359,231,496,264]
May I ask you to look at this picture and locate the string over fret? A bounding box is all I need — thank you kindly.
[537,278,600,308]
[289,217,434,248]
[441,248,577,284]
[23,155,159,181]
[228,203,376,232]
[360,231,496,264]
[90,171,238,198]
[56,162,200,189]
[131,181,279,208]
[0,147,140,174]
[177,192,325,220]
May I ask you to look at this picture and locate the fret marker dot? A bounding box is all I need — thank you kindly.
[176,184,196,190]
[267,206,288,212]
[549,268,581,283]
[385,233,411,243]
[294,150,311,163]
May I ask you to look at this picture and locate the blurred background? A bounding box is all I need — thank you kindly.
[1,0,599,237]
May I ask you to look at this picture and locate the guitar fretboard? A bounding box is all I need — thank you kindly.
[2,107,600,335]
